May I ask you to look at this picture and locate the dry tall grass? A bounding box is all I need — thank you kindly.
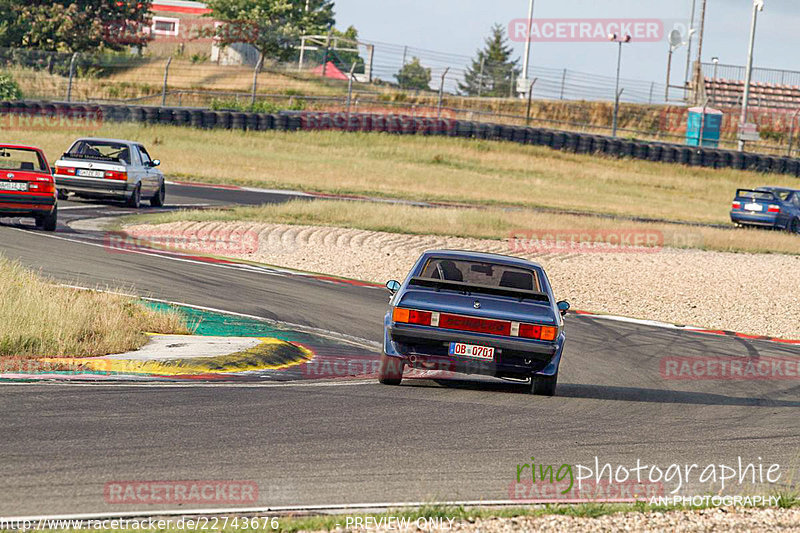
[136,199,800,256]
[0,257,188,358]
[11,123,797,225]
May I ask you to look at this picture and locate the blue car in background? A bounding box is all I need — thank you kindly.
[730,187,800,233]
[381,250,569,396]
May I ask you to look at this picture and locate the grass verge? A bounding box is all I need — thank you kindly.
[129,199,800,255]
[0,256,188,359]
[9,499,798,532]
[7,123,798,225]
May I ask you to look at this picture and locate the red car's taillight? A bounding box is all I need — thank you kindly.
[767,204,781,213]
[28,182,54,193]
[104,170,128,180]
[56,166,76,176]
[731,201,741,209]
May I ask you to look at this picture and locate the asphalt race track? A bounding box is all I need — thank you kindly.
[0,183,798,517]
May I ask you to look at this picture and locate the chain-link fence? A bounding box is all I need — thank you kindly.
[3,46,800,156]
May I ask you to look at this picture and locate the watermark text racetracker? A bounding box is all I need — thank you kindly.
[104,480,258,505]
[661,356,800,381]
[508,228,703,254]
[105,229,259,256]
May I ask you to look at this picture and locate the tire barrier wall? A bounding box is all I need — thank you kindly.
[3,100,800,177]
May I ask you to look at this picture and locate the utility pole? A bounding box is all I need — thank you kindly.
[520,0,535,94]
[692,0,708,104]
[684,0,697,92]
[609,33,631,137]
[739,0,765,152]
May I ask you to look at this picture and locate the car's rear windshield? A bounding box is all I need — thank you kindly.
[0,147,48,173]
[419,258,541,292]
[66,140,130,164]
[736,189,776,201]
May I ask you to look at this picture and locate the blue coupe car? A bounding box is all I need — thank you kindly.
[380,250,569,395]
[730,187,800,233]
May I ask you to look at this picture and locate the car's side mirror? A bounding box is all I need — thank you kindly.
[557,300,570,316]
[151,159,161,167]
[386,280,401,294]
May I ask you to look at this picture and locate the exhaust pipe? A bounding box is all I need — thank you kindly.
[409,355,418,365]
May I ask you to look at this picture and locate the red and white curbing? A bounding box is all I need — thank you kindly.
[572,310,800,345]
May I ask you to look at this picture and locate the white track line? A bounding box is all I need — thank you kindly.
[0,498,641,521]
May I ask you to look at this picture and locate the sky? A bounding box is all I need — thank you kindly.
[332,0,800,96]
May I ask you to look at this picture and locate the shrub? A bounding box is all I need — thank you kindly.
[0,72,22,101]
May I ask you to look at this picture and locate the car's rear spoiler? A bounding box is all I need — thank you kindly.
[409,276,551,303]
[735,188,777,200]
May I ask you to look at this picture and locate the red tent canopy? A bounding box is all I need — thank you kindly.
[312,61,348,80]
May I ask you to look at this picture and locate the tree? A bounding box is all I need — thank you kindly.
[395,57,431,91]
[205,0,335,63]
[459,24,520,97]
[0,1,152,52]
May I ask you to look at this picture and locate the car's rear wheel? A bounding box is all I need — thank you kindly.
[57,188,68,201]
[126,184,141,209]
[790,218,800,234]
[150,181,165,207]
[378,354,404,385]
[35,206,57,232]
[531,372,558,396]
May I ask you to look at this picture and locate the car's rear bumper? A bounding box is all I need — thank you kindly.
[0,193,56,216]
[55,175,132,198]
[385,322,563,379]
[730,211,779,227]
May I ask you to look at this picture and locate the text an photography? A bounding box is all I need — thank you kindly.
[512,457,788,506]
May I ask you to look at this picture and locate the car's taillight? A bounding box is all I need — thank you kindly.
[731,201,741,209]
[392,308,432,326]
[28,182,54,193]
[104,170,128,180]
[56,166,75,176]
[767,204,781,213]
[519,323,557,341]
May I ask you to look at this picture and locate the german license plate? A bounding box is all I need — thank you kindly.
[744,203,763,211]
[0,181,27,191]
[77,169,105,178]
[449,342,494,360]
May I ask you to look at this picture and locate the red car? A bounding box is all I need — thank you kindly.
[0,144,57,231]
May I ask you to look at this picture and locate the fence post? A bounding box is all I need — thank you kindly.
[251,53,264,106]
[612,88,624,137]
[298,37,306,71]
[366,44,375,83]
[559,68,566,99]
[526,78,538,125]
[437,67,450,119]
[477,58,485,97]
[345,62,357,122]
[787,108,800,156]
[66,52,78,102]
[161,56,172,107]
